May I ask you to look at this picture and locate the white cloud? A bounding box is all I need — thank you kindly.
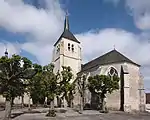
[76,28,150,88]
[0,42,19,57]
[125,0,150,30]
[76,28,150,66]
[104,0,150,30]
[0,0,64,41]
[0,0,149,88]
[21,42,53,65]
[0,0,65,65]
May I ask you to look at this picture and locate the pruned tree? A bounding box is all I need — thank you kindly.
[27,64,44,106]
[41,63,58,117]
[57,66,75,108]
[77,74,86,113]
[87,75,119,112]
[0,55,38,120]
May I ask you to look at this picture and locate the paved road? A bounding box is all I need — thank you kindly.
[1,109,150,120]
[13,112,150,120]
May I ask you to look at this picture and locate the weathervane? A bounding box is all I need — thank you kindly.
[113,44,116,50]
[65,9,69,16]
[64,8,70,30]
[64,0,70,16]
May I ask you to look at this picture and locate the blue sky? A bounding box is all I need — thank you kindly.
[60,0,141,34]
[0,0,150,91]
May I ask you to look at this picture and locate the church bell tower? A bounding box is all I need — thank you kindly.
[52,15,82,78]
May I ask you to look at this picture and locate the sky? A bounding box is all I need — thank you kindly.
[0,0,150,91]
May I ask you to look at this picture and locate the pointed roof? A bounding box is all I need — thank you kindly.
[54,16,80,46]
[64,15,69,31]
[4,49,8,57]
[81,49,140,72]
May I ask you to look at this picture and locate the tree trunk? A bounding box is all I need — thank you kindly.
[99,94,107,113]
[46,100,56,117]
[101,93,106,112]
[61,98,64,108]
[82,80,85,110]
[70,99,73,108]
[97,95,101,110]
[82,92,85,109]
[21,95,24,108]
[56,96,60,107]
[80,95,83,113]
[65,95,69,107]
[3,99,12,120]
[69,91,74,108]
[101,98,104,111]
[50,100,54,110]
[28,93,31,111]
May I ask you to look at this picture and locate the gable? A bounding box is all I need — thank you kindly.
[81,50,140,72]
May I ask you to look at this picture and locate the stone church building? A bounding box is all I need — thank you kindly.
[52,15,145,112]
[0,15,146,112]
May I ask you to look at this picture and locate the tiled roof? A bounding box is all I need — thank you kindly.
[81,49,140,72]
[54,29,80,46]
[54,15,80,46]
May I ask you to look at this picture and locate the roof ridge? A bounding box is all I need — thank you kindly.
[83,49,115,66]
[82,49,140,72]
[112,50,138,64]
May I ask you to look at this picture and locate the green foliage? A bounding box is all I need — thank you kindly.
[28,72,45,104]
[87,74,119,110]
[0,54,38,101]
[27,63,58,105]
[57,66,75,107]
[88,75,119,96]
[41,64,57,101]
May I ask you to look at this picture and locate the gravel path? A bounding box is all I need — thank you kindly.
[13,113,150,120]
[1,108,150,120]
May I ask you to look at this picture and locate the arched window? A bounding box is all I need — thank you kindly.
[108,67,118,77]
[68,43,70,51]
[72,44,74,52]
[56,44,60,52]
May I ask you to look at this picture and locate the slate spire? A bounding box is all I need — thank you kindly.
[64,13,69,31]
[53,12,80,46]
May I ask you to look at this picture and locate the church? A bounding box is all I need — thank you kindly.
[52,15,146,112]
[0,15,146,113]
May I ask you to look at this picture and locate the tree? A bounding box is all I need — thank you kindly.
[77,74,86,113]
[27,64,45,106]
[57,66,75,108]
[41,63,58,117]
[87,75,119,112]
[0,55,37,120]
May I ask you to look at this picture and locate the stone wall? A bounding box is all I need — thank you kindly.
[127,63,141,111]
[0,93,32,105]
[81,62,145,112]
